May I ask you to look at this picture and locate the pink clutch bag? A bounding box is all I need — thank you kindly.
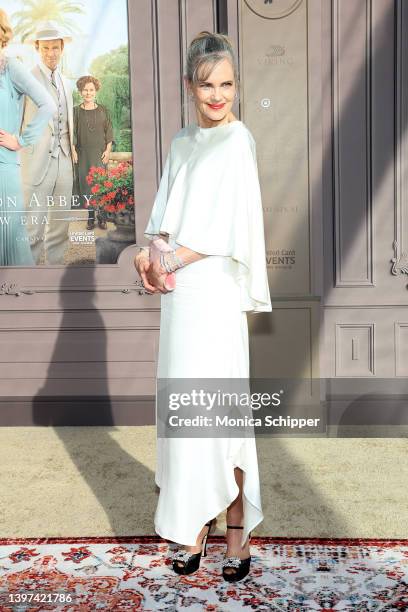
[149,238,176,291]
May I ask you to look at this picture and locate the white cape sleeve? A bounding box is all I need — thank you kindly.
[144,130,272,313]
[144,152,171,240]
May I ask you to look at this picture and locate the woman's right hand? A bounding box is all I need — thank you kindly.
[145,260,170,294]
[0,130,21,151]
[134,251,159,293]
[72,147,78,164]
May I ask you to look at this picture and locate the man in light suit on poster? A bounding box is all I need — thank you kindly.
[21,22,75,265]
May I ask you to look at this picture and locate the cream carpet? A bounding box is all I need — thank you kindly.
[0,427,406,538]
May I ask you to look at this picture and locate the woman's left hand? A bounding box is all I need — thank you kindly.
[146,260,170,294]
[101,149,110,165]
[0,130,21,151]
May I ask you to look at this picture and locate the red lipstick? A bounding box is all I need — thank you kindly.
[208,103,225,110]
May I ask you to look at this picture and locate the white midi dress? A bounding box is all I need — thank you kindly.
[144,120,272,547]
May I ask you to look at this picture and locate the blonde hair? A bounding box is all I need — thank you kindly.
[0,9,12,49]
[186,31,239,88]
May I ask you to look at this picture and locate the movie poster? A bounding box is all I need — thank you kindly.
[3,0,133,265]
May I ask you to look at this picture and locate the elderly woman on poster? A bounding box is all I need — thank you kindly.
[135,31,271,582]
[0,10,56,266]
[72,75,113,231]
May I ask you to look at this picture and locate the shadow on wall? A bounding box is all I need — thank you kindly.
[31,263,156,536]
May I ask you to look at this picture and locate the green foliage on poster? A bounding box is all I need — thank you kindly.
[91,45,132,153]
[13,0,85,42]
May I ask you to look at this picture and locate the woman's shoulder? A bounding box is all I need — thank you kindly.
[229,120,255,143]
[168,120,256,160]
[170,120,253,141]
[172,124,194,141]
[167,125,195,154]
[229,121,257,155]
[217,121,256,159]
[96,103,109,114]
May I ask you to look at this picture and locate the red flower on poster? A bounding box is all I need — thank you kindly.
[85,161,134,213]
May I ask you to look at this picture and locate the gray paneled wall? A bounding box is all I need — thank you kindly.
[322,0,408,387]
[238,0,322,387]
[1,0,406,426]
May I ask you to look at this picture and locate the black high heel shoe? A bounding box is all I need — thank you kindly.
[171,519,213,575]
[222,525,251,582]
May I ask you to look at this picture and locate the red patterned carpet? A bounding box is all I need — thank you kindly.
[0,537,406,611]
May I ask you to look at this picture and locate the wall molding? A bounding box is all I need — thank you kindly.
[391,0,408,278]
[332,0,374,287]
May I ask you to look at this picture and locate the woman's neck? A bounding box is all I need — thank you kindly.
[82,101,97,110]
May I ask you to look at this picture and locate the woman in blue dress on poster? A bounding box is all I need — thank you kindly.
[0,9,56,266]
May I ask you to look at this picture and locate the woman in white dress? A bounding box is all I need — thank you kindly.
[134,31,272,582]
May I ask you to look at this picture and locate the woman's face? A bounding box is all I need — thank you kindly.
[81,82,97,104]
[189,58,236,127]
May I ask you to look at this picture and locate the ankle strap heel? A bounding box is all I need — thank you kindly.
[226,525,243,529]
[223,524,251,582]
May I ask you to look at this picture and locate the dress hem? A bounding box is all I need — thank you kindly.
[154,459,264,548]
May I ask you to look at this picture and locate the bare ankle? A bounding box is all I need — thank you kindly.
[226,510,244,526]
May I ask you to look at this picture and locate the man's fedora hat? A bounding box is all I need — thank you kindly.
[27,21,72,44]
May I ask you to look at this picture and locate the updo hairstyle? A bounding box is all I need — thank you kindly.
[185,31,239,90]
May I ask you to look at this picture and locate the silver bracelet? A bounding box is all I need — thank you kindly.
[160,251,185,273]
